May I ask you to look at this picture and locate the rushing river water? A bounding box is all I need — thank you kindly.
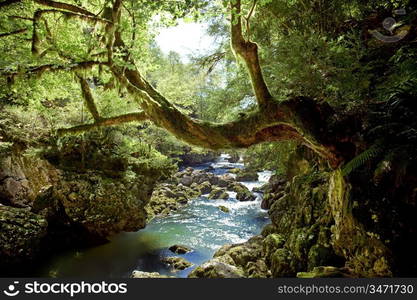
[37,155,271,278]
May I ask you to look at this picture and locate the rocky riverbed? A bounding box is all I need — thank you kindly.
[2,154,270,277]
[2,146,411,278]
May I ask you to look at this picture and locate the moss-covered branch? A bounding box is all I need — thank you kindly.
[34,0,95,16]
[31,9,110,56]
[0,0,21,9]
[1,61,108,77]
[57,112,149,135]
[5,0,346,168]
[102,0,343,167]
[230,0,273,109]
[77,75,101,122]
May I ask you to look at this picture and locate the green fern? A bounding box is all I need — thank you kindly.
[342,144,383,176]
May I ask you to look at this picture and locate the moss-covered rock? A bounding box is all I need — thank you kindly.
[297,266,353,278]
[236,189,256,202]
[188,259,245,278]
[262,233,285,265]
[198,181,212,194]
[0,155,60,207]
[235,170,259,181]
[228,182,256,201]
[169,244,192,254]
[0,205,47,266]
[270,248,297,277]
[193,236,265,278]
[246,259,270,278]
[208,187,229,200]
[218,205,230,213]
[131,270,174,278]
[145,183,199,220]
[327,170,393,277]
[52,171,151,238]
[162,256,193,271]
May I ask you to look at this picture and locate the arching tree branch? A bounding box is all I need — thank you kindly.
[101,0,343,167]
[5,0,346,167]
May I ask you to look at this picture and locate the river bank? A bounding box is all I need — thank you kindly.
[33,154,271,278]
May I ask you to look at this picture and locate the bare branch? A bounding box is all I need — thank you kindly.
[0,28,27,38]
[57,112,148,135]
[8,15,34,21]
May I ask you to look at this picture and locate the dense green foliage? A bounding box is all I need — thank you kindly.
[0,0,416,173]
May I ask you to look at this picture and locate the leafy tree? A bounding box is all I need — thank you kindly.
[0,0,416,169]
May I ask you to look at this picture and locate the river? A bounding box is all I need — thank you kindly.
[36,154,271,278]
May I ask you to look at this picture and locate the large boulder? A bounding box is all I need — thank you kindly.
[190,236,267,278]
[235,170,259,182]
[188,259,245,278]
[270,248,297,277]
[52,171,151,238]
[228,183,256,201]
[0,155,60,207]
[218,174,234,187]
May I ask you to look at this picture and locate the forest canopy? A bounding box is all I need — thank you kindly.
[1,0,416,169]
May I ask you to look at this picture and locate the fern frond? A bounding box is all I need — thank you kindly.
[342,144,383,176]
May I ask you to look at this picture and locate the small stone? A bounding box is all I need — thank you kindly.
[162,256,193,271]
[131,270,173,278]
[218,205,230,213]
[169,244,192,254]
